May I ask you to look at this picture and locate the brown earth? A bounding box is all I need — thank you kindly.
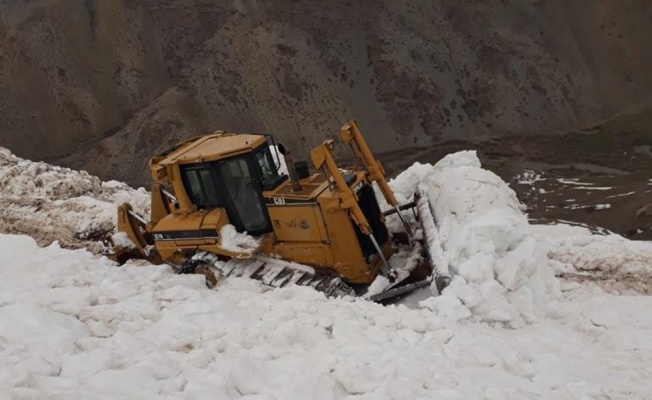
[0,0,651,188]
[381,106,652,240]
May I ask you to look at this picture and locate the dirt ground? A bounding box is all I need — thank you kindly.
[381,107,652,240]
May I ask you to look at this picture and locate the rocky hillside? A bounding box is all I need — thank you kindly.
[1,0,651,185]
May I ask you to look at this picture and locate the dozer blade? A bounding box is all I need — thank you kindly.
[364,192,452,303]
[367,279,432,303]
[414,190,451,291]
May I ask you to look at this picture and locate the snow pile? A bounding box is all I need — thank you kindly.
[110,231,137,249]
[571,236,652,275]
[2,233,651,399]
[389,152,560,327]
[220,224,261,254]
[533,225,652,292]
[0,147,150,252]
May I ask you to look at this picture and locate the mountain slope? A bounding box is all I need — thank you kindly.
[1,0,651,185]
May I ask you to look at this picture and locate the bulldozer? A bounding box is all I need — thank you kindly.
[106,120,449,302]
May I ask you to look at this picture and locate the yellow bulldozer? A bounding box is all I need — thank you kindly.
[106,120,449,302]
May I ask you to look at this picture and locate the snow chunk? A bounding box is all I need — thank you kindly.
[365,275,391,298]
[111,231,136,249]
[220,224,261,254]
[515,169,545,185]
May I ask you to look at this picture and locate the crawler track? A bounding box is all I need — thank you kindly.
[191,252,357,298]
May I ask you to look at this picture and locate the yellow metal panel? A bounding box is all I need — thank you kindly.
[200,209,228,231]
[152,209,230,257]
[271,242,334,267]
[267,205,329,242]
[159,134,267,166]
[316,196,375,283]
[262,173,329,201]
[154,212,202,232]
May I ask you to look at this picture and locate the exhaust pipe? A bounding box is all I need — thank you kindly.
[278,143,303,192]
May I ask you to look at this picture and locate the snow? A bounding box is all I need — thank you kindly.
[571,186,613,191]
[0,147,150,252]
[606,191,636,198]
[514,169,545,185]
[220,224,262,254]
[110,231,136,249]
[387,152,560,328]
[530,223,593,238]
[567,203,612,211]
[557,178,593,186]
[365,275,391,297]
[1,233,652,399]
[3,146,652,398]
[535,229,652,277]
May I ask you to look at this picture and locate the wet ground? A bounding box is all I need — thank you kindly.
[380,108,652,240]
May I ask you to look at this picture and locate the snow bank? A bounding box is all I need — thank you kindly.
[389,152,560,327]
[1,233,651,399]
[533,225,652,293]
[0,147,150,252]
[540,231,652,276]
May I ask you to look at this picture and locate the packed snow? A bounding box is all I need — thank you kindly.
[1,233,652,399]
[533,224,652,294]
[1,146,652,398]
[0,147,149,252]
[383,152,560,328]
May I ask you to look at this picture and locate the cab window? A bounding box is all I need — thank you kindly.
[255,147,285,190]
[181,166,221,209]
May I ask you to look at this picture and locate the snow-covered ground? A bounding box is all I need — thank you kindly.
[0,148,149,252]
[1,146,652,399]
[2,234,652,399]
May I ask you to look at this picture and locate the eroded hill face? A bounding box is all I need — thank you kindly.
[0,0,651,185]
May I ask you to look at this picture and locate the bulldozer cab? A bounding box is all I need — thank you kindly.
[155,134,286,236]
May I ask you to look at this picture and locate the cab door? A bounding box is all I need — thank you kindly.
[217,156,272,236]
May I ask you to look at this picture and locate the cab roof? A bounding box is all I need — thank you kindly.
[157,132,268,166]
